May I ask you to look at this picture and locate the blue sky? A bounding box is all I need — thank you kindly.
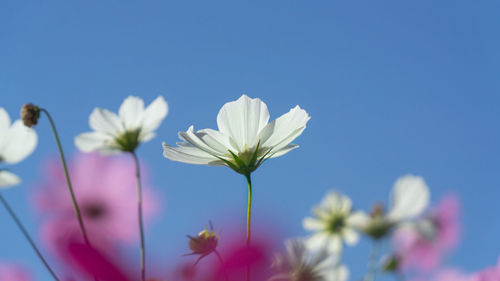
[1,1,499,280]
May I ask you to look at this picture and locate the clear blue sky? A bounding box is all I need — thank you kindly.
[1,1,499,280]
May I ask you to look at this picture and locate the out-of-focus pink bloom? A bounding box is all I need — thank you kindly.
[472,258,500,281]
[0,264,33,281]
[35,153,159,247]
[171,227,278,281]
[422,269,473,281]
[394,195,460,272]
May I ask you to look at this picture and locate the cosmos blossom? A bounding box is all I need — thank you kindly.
[270,239,349,281]
[35,153,158,247]
[350,175,430,240]
[0,264,33,281]
[0,107,37,187]
[75,96,168,153]
[303,191,363,254]
[394,195,460,271]
[162,94,310,175]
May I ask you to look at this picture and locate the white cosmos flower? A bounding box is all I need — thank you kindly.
[162,95,310,174]
[270,239,349,281]
[75,96,168,153]
[352,174,431,239]
[0,107,37,188]
[303,192,363,255]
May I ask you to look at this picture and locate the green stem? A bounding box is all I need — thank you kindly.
[364,240,381,281]
[132,152,146,281]
[0,194,61,281]
[245,173,252,281]
[40,109,91,246]
[41,109,98,281]
[214,250,229,281]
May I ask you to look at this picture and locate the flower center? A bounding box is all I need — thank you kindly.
[327,214,346,233]
[83,203,106,220]
[115,129,141,152]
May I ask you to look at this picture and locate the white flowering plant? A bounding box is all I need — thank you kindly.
[0,94,492,281]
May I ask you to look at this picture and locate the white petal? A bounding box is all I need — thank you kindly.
[321,192,352,214]
[119,96,145,130]
[0,120,37,164]
[326,236,343,254]
[178,126,227,156]
[197,128,236,155]
[162,142,223,165]
[0,107,11,136]
[303,217,325,231]
[259,105,310,153]
[216,95,270,151]
[75,132,114,152]
[342,228,359,245]
[89,108,124,135]
[346,211,371,230]
[322,265,349,281]
[0,108,11,150]
[387,174,430,222]
[267,144,299,159]
[139,131,156,143]
[140,96,168,134]
[0,170,21,188]
[305,232,329,251]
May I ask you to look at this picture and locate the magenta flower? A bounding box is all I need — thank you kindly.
[472,258,500,281]
[393,195,460,272]
[35,153,159,247]
[0,264,32,281]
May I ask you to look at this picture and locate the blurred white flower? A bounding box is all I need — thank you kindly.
[0,107,37,188]
[303,192,363,254]
[75,96,168,153]
[353,174,431,239]
[270,239,349,281]
[162,94,310,175]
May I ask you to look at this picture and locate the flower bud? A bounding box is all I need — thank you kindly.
[20,103,40,128]
[186,222,220,258]
[188,229,218,256]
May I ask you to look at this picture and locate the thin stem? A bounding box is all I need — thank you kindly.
[132,152,146,281]
[0,194,61,281]
[214,250,229,281]
[245,173,252,281]
[364,240,381,281]
[40,109,91,246]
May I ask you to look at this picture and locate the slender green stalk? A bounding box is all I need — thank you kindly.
[0,194,61,281]
[364,241,381,281]
[40,109,91,246]
[214,250,229,281]
[132,152,146,281]
[244,173,252,281]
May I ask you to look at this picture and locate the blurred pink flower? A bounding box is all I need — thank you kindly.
[427,269,473,281]
[0,263,33,281]
[35,153,159,247]
[394,195,460,272]
[472,258,500,281]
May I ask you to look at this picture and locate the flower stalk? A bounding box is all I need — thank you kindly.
[40,109,92,246]
[132,151,146,281]
[245,173,252,281]
[0,194,61,281]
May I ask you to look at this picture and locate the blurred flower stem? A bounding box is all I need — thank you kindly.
[364,241,381,281]
[214,250,229,281]
[132,151,146,281]
[0,194,61,281]
[40,109,98,281]
[41,109,91,246]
